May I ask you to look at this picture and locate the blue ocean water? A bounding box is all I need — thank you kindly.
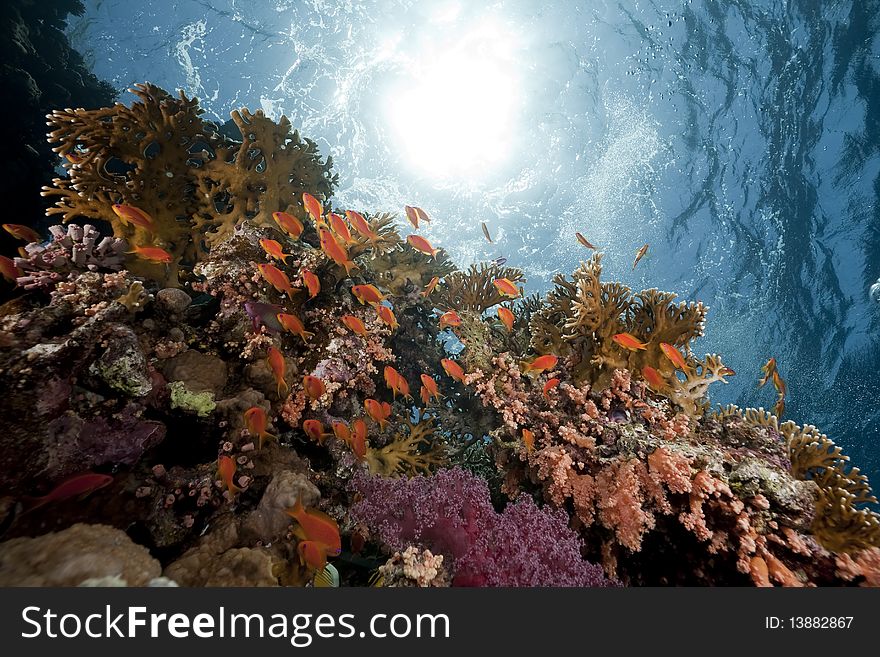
[66,0,880,482]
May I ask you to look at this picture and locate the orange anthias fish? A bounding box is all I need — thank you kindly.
[420,374,441,403]
[258,263,298,298]
[497,307,515,332]
[404,205,431,229]
[3,223,42,243]
[302,192,324,223]
[1,255,21,282]
[523,354,559,375]
[632,243,649,270]
[542,378,560,400]
[774,397,786,418]
[440,358,466,383]
[422,276,440,297]
[277,313,315,343]
[759,358,780,390]
[522,429,535,453]
[267,346,289,398]
[332,420,351,445]
[303,419,328,444]
[298,540,332,571]
[287,499,342,555]
[642,365,666,390]
[376,304,399,330]
[111,204,155,232]
[129,245,173,264]
[772,370,787,397]
[350,418,368,460]
[23,472,113,512]
[259,238,292,265]
[438,310,462,329]
[272,211,305,240]
[301,269,320,299]
[481,222,493,243]
[576,232,596,249]
[659,342,689,371]
[346,210,379,242]
[493,278,521,299]
[384,365,411,399]
[303,375,326,401]
[319,227,357,276]
[217,456,242,496]
[328,212,354,244]
[721,367,736,377]
[406,234,440,258]
[364,399,392,431]
[244,407,277,450]
[612,332,648,351]
[351,284,386,306]
[341,314,369,337]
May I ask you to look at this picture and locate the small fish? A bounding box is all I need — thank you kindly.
[438,310,462,329]
[302,192,324,223]
[659,342,689,371]
[440,358,466,383]
[267,346,289,398]
[774,397,786,418]
[303,419,328,444]
[404,205,431,229]
[384,365,411,399]
[272,211,304,240]
[376,304,399,330]
[493,277,521,299]
[422,276,440,297]
[346,210,379,242]
[497,307,515,332]
[276,313,315,343]
[64,152,83,164]
[301,269,320,299]
[575,232,596,250]
[319,227,357,276]
[129,245,172,264]
[259,238,292,264]
[341,314,369,337]
[351,284,386,306]
[612,332,648,351]
[23,472,113,512]
[481,222,493,243]
[522,428,535,453]
[244,301,284,333]
[328,212,354,244]
[217,456,242,496]
[542,378,560,400]
[258,263,298,298]
[244,407,277,450]
[3,223,42,243]
[523,354,558,375]
[350,418,368,460]
[632,243,649,270]
[721,367,736,377]
[0,255,21,282]
[298,540,332,571]
[492,256,508,266]
[406,234,440,258]
[758,358,777,388]
[420,374,441,403]
[111,204,155,232]
[303,375,326,401]
[286,498,342,553]
[642,365,666,390]
[331,420,351,445]
[771,370,787,397]
[364,399,392,430]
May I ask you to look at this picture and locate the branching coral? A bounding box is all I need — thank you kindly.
[41,83,336,285]
[435,262,525,313]
[365,416,447,477]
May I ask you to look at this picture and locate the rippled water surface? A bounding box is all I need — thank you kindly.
[67,0,880,480]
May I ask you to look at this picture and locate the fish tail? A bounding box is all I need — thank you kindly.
[343,260,358,277]
[278,379,289,399]
[300,330,315,343]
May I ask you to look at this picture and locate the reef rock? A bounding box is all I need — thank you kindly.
[0,523,161,586]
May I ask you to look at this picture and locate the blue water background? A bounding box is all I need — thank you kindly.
[65,0,880,483]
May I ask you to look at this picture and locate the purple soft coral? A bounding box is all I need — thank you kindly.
[350,467,613,587]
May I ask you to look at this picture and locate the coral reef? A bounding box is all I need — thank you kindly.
[0,83,877,590]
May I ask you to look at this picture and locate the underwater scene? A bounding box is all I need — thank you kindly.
[0,0,878,587]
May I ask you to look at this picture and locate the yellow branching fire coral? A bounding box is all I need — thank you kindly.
[41,83,336,285]
[527,253,726,414]
[435,262,525,313]
[365,417,447,478]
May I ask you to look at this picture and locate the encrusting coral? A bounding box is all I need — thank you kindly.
[0,83,877,589]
